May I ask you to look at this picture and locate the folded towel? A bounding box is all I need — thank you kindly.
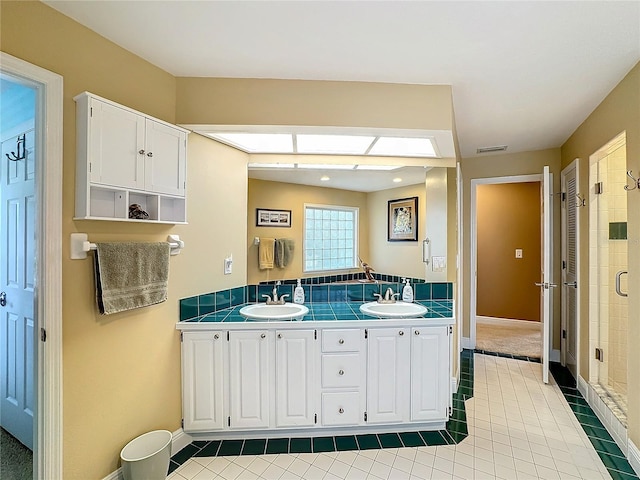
[282,239,295,267]
[259,238,275,270]
[94,242,170,315]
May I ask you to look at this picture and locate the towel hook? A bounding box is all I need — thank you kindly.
[5,133,26,162]
[624,170,639,191]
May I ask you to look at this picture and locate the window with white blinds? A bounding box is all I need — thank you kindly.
[304,204,358,272]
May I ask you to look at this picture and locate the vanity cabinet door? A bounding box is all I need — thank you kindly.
[88,97,145,190]
[410,326,449,422]
[144,118,186,196]
[275,330,317,428]
[229,330,271,429]
[366,328,410,424]
[181,331,225,432]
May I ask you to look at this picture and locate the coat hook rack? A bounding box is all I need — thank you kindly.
[5,134,26,162]
[576,194,586,207]
[624,170,639,191]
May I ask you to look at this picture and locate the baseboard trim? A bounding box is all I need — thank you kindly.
[461,336,473,349]
[629,439,640,476]
[101,428,192,480]
[451,376,458,394]
[476,315,541,325]
[550,349,560,363]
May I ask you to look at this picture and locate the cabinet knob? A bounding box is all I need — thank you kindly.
[338,339,345,344]
[399,330,404,336]
[214,334,219,340]
[138,149,145,155]
[338,407,344,414]
[260,333,266,339]
[414,330,420,335]
[277,333,282,339]
[147,152,153,157]
[338,369,344,376]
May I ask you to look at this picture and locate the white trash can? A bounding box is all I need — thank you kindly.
[120,430,172,480]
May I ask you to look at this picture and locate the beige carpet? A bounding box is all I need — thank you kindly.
[0,428,32,480]
[476,316,542,358]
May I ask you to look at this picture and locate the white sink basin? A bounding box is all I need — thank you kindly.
[359,301,427,319]
[239,303,309,321]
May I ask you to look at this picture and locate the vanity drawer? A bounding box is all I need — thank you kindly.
[322,329,362,353]
[321,354,362,388]
[321,392,361,426]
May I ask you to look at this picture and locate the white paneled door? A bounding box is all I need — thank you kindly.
[1,128,36,449]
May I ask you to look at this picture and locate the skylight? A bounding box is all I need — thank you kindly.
[205,132,438,158]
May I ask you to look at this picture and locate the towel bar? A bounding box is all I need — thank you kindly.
[70,233,184,259]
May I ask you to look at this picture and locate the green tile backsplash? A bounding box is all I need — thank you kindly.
[179,276,454,322]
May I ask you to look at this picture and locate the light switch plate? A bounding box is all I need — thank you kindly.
[224,255,233,274]
[515,249,523,258]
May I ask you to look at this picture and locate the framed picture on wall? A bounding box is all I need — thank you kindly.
[256,208,292,227]
[388,197,418,241]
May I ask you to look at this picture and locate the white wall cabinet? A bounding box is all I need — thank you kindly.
[228,330,271,429]
[179,321,451,436]
[74,92,188,224]
[181,332,225,432]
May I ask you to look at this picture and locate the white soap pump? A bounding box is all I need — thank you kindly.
[402,278,414,303]
[293,279,305,304]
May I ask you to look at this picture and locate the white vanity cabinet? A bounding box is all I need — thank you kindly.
[181,331,225,432]
[275,329,317,428]
[74,92,188,223]
[228,330,271,429]
[366,327,410,424]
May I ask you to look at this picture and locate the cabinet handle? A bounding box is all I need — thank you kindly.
[338,369,344,376]
[338,408,344,414]
[138,149,145,155]
[339,339,345,344]
[147,152,153,157]
[277,333,282,339]
[214,334,219,340]
[414,330,420,335]
[260,333,266,339]
[399,330,404,336]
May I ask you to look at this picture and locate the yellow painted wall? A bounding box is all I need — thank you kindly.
[460,149,562,344]
[476,183,541,321]
[1,3,247,478]
[247,179,369,284]
[560,62,640,451]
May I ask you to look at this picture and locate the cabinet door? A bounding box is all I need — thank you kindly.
[181,332,225,432]
[275,330,316,428]
[367,328,410,424]
[229,330,271,429]
[410,326,449,422]
[144,119,186,196]
[89,98,145,190]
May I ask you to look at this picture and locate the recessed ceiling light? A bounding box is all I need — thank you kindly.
[297,134,375,154]
[210,133,292,153]
[297,164,355,170]
[369,137,436,157]
[320,175,330,181]
[393,178,403,183]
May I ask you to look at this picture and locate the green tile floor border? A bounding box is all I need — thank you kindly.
[549,362,639,480]
[168,349,473,474]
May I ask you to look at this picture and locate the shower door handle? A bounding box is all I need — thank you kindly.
[563,281,577,288]
[615,271,628,297]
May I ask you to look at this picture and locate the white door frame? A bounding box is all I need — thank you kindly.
[560,159,581,377]
[1,52,63,480]
[469,174,542,349]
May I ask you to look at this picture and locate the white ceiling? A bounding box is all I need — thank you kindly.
[44,0,640,189]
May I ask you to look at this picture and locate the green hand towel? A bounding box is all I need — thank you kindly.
[94,242,170,315]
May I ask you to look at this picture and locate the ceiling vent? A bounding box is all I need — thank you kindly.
[476,145,508,154]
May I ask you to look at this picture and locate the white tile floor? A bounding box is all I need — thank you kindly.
[168,354,611,480]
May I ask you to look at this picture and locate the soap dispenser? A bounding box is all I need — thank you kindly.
[402,278,414,303]
[293,279,305,304]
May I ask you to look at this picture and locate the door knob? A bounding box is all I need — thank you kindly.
[0,292,5,307]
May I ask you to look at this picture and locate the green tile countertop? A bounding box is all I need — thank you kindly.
[176,300,454,331]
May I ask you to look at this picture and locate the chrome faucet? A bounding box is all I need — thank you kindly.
[262,281,289,305]
[373,287,400,304]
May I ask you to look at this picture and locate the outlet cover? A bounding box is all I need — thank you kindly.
[515,249,523,258]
